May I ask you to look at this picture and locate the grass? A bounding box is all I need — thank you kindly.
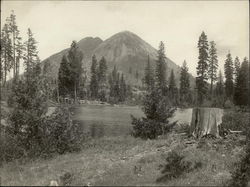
[0,132,245,186]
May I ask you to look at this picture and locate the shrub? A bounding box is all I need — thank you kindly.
[131,116,176,139]
[43,107,85,155]
[131,87,176,139]
[227,118,250,187]
[221,111,249,135]
[156,150,202,182]
[0,126,28,162]
[1,106,85,162]
[173,123,190,134]
[228,147,250,187]
[224,99,234,109]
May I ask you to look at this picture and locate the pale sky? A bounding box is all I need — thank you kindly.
[1,0,249,76]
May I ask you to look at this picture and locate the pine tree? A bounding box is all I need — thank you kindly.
[224,52,234,99]
[168,69,178,105]
[23,28,38,77]
[234,57,249,106]
[58,55,71,97]
[114,72,120,100]
[15,35,25,77]
[7,10,22,79]
[234,56,241,83]
[233,56,241,104]
[8,32,48,153]
[119,73,127,102]
[68,41,83,101]
[215,70,224,96]
[208,41,218,95]
[98,56,108,101]
[0,23,12,86]
[90,55,99,99]
[179,60,190,104]
[143,55,154,90]
[196,31,209,105]
[155,41,167,95]
[109,66,117,99]
[58,41,83,100]
[215,70,225,106]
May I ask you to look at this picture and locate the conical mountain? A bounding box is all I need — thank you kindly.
[42,31,195,87]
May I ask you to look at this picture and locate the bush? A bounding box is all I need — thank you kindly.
[43,107,85,155]
[228,147,250,187]
[156,150,202,182]
[224,99,234,109]
[173,123,190,134]
[1,106,85,162]
[227,119,250,187]
[221,111,249,135]
[131,87,176,139]
[131,116,176,139]
[0,126,28,162]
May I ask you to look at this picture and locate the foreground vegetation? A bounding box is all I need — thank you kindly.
[0,131,247,186]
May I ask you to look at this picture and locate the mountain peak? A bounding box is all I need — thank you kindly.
[110,30,141,40]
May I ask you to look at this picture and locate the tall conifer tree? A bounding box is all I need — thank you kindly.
[234,56,241,83]
[155,41,167,95]
[98,56,108,101]
[196,31,209,105]
[179,60,190,104]
[208,41,218,95]
[0,23,12,86]
[224,52,234,99]
[234,57,249,106]
[90,55,98,99]
[143,55,154,90]
[23,28,38,79]
[68,41,83,101]
[168,69,178,105]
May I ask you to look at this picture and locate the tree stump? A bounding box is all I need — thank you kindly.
[190,107,223,138]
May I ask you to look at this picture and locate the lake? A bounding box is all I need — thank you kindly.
[72,105,193,138]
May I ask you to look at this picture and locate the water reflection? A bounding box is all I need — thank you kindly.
[73,106,193,138]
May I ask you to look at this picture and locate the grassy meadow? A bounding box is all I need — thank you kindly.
[0,131,245,186]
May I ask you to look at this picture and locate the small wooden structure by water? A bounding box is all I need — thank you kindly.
[190,107,223,138]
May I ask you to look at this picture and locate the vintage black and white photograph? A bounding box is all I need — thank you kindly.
[0,0,249,186]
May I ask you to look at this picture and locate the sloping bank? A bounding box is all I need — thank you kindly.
[0,131,244,186]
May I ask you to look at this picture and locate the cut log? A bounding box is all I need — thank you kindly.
[190,107,223,138]
[228,129,243,133]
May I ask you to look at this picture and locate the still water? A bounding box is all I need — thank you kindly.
[72,105,193,138]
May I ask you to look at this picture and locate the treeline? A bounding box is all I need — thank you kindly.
[142,31,249,108]
[57,43,132,104]
[141,54,193,107]
[196,31,249,108]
